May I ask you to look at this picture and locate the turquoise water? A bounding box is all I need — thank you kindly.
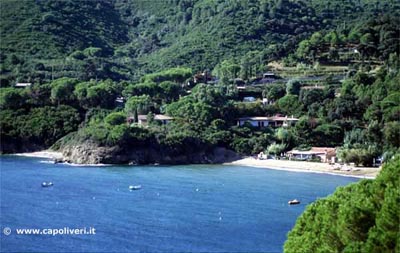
[0,156,358,253]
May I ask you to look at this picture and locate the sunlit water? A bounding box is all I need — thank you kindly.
[0,156,358,252]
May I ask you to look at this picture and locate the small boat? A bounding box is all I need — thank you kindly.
[129,185,142,190]
[42,182,53,187]
[288,199,300,205]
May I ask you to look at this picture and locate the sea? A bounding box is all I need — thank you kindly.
[0,156,359,253]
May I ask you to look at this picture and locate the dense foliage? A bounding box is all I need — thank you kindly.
[1,0,400,85]
[284,155,400,253]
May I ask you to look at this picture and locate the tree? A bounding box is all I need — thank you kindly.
[74,80,119,109]
[263,84,286,101]
[324,31,340,46]
[286,79,301,95]
[299,89,324,109]
[159,81,183,102]
[383,121,400,148]
[0,88,27,109]
[141,67,192,84]
[277,95,302,116]
[309,32,323,46]
[50,77,78,105]
[276,128,290,144]
[213,59,240,84]
[312,123,344,147]
[295,39,311,60]
[381,92,400,122]
[267,143,286,156]
[239,51,262,80]
[105,112,126,126]
[125,95,152,120]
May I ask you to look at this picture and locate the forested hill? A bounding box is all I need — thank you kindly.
[1,0,400,84]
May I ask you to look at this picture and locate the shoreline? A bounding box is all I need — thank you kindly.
[13,150,63,160]
[8,151,381,178]
[12,151,109,166]
[225,157,380,179]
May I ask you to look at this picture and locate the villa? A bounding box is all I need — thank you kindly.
[237,115,299,128]
[286,147,336,163]
[127,114,173,126]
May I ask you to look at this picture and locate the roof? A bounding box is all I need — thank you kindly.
[263,72,276,76]
[238,115,299,121]
[301,85,324,90]
[15,83,32,87]
[287,147,336,155]
[154,115,173,120]
[136,114,173,121]
[270,116,299,121]
[238,117,270,121]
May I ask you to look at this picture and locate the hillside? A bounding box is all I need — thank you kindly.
[1,0,400,84]
[0,0,128,83]
[122,0,400,72]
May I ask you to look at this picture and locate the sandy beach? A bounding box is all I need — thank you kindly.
[226,157,381,179]
[14,150,63,160]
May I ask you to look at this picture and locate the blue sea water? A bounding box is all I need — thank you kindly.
[0,156,358,253]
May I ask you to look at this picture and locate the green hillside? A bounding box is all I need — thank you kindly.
[0,0,128,83]
[0,0,127,56]
[1,0,399,84]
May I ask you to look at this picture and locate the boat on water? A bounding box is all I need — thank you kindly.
[129,185,142,190]
[288,199,300,205]
[42,182,53,187]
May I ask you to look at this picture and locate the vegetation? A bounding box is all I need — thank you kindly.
[1,0,399,85]
[0,0,399,162]
[284,155,400,253]
[0,1,399,250]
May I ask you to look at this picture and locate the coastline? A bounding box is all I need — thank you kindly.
[225,157,381,179]
[14,150,63,160]
[8,151,381,178]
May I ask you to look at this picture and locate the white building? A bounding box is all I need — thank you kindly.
[15,83,32,88]
[287,147,336,163]
[127,114,173,126]
[237,115,299,128]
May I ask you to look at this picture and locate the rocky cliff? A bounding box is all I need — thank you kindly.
[59,141,241,165]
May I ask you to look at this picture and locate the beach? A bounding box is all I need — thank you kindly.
[226,157,381,179]
[14,150,63,160]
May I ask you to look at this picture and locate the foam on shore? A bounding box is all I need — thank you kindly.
[14,150,63,160]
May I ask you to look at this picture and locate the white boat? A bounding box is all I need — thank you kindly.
[129,185,142,190]
[42,182,53,187]
[288,199,300,205]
